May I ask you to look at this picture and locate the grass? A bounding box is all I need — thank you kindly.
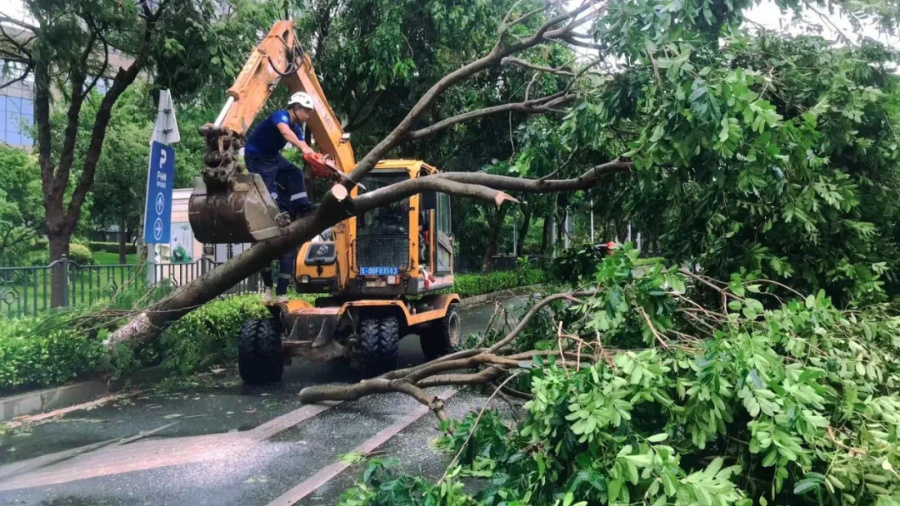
[93,252,139,265]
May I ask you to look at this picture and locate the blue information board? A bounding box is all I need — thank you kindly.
[143,141,175,244]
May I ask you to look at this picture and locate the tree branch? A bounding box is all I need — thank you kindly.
[345,0,605,185]
[436,158,631,194]
[406,93,576,140]
[0,65,32,91]
[502,56,574,76]
[560,33,602,50]
[352,177,518,211]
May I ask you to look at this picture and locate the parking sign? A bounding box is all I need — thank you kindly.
[143,141,175,244]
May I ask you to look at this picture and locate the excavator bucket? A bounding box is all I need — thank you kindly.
[188,173,286,244]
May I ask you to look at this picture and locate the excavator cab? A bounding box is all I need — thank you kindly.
[188,21,462,383]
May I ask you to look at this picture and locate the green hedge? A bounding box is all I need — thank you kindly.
[0,316,107,393]
[160,295,270,375]
[89,242,137,255]
[453,268,544,298]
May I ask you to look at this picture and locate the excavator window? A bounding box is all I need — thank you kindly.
[358,173,410,238]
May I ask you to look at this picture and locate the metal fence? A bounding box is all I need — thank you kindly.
[0,257,264,319]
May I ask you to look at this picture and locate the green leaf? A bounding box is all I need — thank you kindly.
[794,478,821,495]
[647,433,669,443]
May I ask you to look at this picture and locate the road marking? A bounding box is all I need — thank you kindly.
[266,389,456,506]
[250,401,341,441]
[0,400,342,491]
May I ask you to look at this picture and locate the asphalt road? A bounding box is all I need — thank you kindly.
[0,295,534,506]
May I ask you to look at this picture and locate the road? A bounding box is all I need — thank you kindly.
[0,295,534,505]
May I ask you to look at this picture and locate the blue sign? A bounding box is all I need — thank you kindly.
[143,141,175,244]
[360,266,399,276]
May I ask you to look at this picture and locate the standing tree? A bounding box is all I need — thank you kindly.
[0,0,281,306]
[87,88,154,263]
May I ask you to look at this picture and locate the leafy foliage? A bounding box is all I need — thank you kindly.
[340,248,900,505]
[160,295,270,375]
[0,146,43,266]
[563,0,900,304]
[548,243,615,286]
[0,313,107,393]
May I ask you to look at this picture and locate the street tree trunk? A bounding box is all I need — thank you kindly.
[48,230,70,308]
[118,217,128,265]
[515,205,532,256]
[540,213,553,256]
[481,205,509,273]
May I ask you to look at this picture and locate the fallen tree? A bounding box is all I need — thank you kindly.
[320,247,900,505]
[106,0,620,346]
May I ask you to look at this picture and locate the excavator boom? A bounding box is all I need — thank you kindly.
[189,20,355,245]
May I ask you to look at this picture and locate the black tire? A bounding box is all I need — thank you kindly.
[420,304,461,361]
[359,316,400,378]
[238,318,284,385]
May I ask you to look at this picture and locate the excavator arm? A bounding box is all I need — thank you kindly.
[189,20,355,244]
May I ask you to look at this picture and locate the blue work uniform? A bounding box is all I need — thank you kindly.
[244,110,311,295]
[244,110,311,216]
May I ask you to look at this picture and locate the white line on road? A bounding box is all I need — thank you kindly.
[266,389,456,506]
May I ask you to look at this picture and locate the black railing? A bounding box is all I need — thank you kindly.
[0,257,265,318]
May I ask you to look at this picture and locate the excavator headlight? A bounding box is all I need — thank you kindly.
[387,275,398,285]
[300,275,310,283]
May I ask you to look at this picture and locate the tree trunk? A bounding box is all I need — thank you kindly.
[481,205,508,273]
[539,213,552,256]
[118,217,128,265]
[48,231,70,308]
[515,206,532,256]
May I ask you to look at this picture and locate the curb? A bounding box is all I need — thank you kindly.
[0,366,166,422]
[0,286,543,422]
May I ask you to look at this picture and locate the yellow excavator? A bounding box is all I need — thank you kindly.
[188,21,461,382]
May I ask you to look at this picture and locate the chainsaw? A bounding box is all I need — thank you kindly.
[303,152,367,191]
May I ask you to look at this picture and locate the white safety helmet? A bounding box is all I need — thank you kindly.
[287,92,314,110]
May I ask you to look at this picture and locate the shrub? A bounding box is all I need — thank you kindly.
[160,295,270,375]
[0,315,107,393]
[453,268,544,298]
[67,244,94,265]
[29,244,97,266]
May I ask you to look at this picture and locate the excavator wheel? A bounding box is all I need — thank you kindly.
[420,304,461,361]
[238,318,284,385]
[358,316,400,378]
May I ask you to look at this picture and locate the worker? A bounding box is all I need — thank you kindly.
[244,91,317,303]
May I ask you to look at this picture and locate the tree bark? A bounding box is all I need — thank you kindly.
[48,231,69,308]
[516,205,532,256]
[118,216,128,265]
[481,205,509,273]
